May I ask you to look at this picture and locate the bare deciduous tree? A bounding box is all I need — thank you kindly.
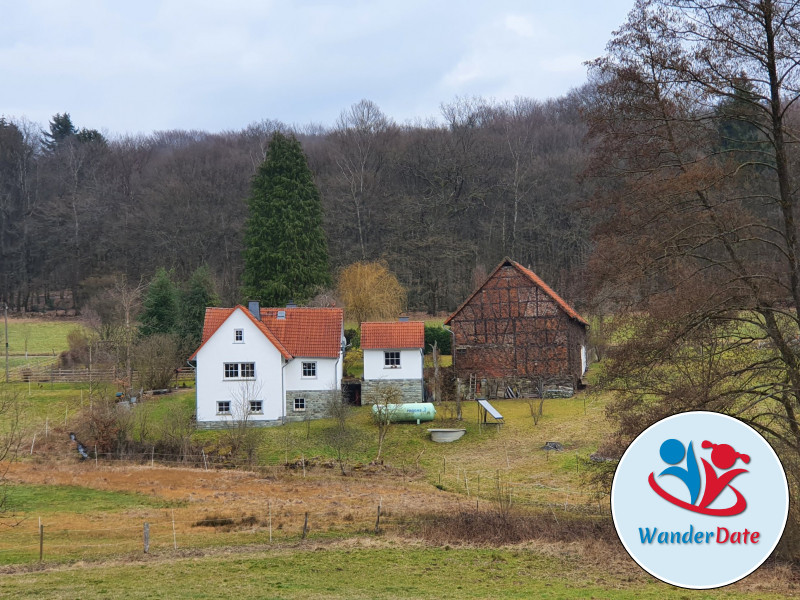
[224,379,263,463]
[371,382,402,463]
[0,390,22,522]
[337,261,406,324]
[587,0,800,556]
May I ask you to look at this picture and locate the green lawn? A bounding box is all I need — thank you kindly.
[2,318,81,357]
[4,484,174,515]
[0,546,786,599]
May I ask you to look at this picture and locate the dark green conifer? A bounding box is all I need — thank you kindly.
[243,132,331,305]
[140,268,178,336]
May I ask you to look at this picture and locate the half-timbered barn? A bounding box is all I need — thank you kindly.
[444,258,588,398]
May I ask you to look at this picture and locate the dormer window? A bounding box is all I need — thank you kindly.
[234,329,244,343]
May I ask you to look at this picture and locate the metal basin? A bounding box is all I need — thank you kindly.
[427,428,466,443]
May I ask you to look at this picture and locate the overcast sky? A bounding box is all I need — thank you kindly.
[1,0,634,136]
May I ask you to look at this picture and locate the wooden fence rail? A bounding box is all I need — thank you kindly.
[10,366,196,384]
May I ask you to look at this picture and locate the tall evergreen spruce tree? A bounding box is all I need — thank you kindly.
[179,265,219,349]
[243,132,331,305]
[139,267,178,336]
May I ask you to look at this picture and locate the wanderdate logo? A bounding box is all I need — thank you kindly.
[611,412,788,589]
[648,438,750,516]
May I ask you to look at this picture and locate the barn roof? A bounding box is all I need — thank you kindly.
[361,321,425,349]
[190,305,343,359]
[444,258,588,327]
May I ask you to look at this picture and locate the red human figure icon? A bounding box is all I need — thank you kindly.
[698,441,750,510]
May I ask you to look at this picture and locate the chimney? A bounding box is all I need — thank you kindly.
[399,315,410,322]
[286,300,297,309]
[248,301,260,320]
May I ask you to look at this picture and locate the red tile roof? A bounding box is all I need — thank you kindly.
[444,258,588,327]
[260,308,343,358]
[200,307,234,343]
[190,306,342,359]
[361,321,425,349]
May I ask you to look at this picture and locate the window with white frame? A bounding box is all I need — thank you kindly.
[217,401,231,415]
[249,400,263,414]
[224,362,255,379]
[294,398,306,411]
[234,329,244,342]
[384,351,401,368]
[301,361,317,378]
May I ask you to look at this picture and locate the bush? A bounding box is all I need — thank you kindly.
[132,333,181,390]
[424,325,451,355]
[344,327,360,348]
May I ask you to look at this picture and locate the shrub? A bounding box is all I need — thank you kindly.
[344,327,360,348]
[424,325,451,355]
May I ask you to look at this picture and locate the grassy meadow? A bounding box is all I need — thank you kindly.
[1,317,798,598]
[1,545,794,599]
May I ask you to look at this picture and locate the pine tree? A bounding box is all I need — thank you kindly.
[179,265,219,349]
[139,268,178,336]
[243,132,331,305]
[42,113,77,151]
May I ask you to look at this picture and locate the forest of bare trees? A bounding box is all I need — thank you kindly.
[0,95,591,314]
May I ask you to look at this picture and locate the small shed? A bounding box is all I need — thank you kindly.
[361,320,425,404]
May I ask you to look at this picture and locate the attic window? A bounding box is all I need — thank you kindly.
[234,329,244,343]
[277,310,286,320]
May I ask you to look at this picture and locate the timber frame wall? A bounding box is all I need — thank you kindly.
[446,261,586,394]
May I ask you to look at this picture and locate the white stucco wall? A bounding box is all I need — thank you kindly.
[195,309,285,423]
[363,348,423,381]
[284,355,342,392]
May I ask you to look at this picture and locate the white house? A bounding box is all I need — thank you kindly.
[190,303,344,428]
[361,320,425,403]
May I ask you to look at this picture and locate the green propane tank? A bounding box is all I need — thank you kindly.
[371,402,436,423]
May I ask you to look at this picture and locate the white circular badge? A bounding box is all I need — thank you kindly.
[611,411,789,589]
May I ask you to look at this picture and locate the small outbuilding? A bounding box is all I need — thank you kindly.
[361,319,425,404]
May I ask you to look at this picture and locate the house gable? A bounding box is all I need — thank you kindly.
[445,258,587,328]
[191,305,291,360]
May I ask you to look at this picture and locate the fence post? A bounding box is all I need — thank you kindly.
[39,519,43,561]
[301,512,308,539]
[268,500,272,543]
[172,509,177,549]
[143,522,150,553]
[374,498,382,534]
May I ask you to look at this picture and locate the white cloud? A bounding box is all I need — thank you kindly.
[0,0,635,133]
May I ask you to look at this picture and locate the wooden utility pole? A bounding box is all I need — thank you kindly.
[4,303,9,383]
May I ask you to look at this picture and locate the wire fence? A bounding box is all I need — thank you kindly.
[0,500,420,565]
[0,490,611,567]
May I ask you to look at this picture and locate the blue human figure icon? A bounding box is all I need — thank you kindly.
[658,438,701,505]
